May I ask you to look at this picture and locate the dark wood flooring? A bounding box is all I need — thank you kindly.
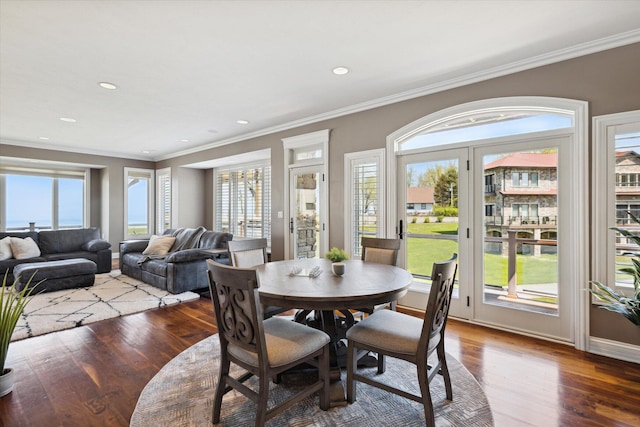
[1,297,639,426]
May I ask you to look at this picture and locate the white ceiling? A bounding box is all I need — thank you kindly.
[1,0,639,162]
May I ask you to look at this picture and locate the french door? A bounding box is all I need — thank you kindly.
[397,134,573,341]
[472,135,572,341]
[289,165,325,259]
[397,148,470,319]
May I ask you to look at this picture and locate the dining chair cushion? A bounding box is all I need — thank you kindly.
[232,249,265,268]
[364,247,396,265]
[347,309,440,356]
[228,317,330,369]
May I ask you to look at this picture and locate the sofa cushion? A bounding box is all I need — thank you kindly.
[199,230,233,249]
[38,228,100,255]
[0,236,12,261]
[82,239,112,252]
[139,258,168,276]
[143,235,176,256]
[171,227,206,251]
[10,237,41,259]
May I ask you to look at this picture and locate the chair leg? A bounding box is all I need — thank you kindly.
[212,359,230,424]
[417,365,435,427]
[437,344,453,400]
[377,352,386,374]
[346,341,357,403]
[255,374,270,427]
[319,344,330,411]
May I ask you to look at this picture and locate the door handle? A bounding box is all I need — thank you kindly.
[399,219,404,239]
[290,218,294,234]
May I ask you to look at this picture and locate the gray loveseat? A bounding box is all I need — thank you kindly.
[0,227,112,284]
[119,227,232,294]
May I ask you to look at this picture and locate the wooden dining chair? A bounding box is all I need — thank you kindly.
[228,238,287,318]
[360,236,401,312]
[346,254,458,427]
[206,259,331,426]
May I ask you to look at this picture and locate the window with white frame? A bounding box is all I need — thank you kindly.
[214,163,271,242]
[344,149,385,259]
[124,167,154,239]
[593,110,640,295]
[0,166,87,231]
[512,171,539,187]
[156,168,171,234]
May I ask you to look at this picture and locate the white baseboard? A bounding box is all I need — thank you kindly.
[588,337,640,364]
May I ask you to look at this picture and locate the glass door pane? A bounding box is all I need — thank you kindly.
[398,148,469,319]
[291,169,320,259]
[482,149,559,315]
[474,136,571,341]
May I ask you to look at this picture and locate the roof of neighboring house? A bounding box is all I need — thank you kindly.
[485,152,557,170]
[407,187,434,203]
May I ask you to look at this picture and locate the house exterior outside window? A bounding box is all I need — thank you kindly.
[483,152,557,256]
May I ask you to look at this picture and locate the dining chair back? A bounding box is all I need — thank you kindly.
[228,238,268,267]
[360,237,401,266]
[227,238,287,319]
[206,259,330,426]
[358,237,402,315]
[346,254,458,426]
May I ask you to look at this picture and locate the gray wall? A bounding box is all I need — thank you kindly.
[0,144,154,247]
[2,43,640,346]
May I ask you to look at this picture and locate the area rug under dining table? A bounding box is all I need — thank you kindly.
[10,270,199,341]
[130,334,494,426]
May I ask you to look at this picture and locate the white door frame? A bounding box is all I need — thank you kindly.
[282,130,330,260]
[386,96,589,350]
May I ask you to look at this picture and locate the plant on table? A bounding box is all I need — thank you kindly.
[325,247,349,263]
[589,211,640,327]
[0,270,41,397]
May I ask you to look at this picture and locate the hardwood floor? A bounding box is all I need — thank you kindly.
[1,299,639,426]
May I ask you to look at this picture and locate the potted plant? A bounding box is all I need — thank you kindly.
[589,212,640,327]
[325,247,349,276]
[1,271,40,397]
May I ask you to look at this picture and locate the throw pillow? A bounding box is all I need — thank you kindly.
[142,235,176,256]
[0,236,13,260]
[9,237,41,259]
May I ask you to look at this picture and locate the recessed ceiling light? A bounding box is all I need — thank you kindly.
[237,120,249,125]
[60,117,77,123]
[180,139,189,143]
[332,66,349,75]
[98,82,118,90]
[39,136,49,140]
[142,150,150,154]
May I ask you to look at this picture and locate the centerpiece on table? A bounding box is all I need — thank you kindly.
[0,271,40,397]
[325,247,349,276]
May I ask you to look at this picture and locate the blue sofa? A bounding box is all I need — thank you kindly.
[119,227,232,294]
[0,227,112,284]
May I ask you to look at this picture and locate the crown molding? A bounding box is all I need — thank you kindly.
[157,29,640,162]
[0,138,153,162]
[5,29,639,163]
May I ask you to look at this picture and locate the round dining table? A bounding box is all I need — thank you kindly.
[255,258,412,311]
[255,258,413,404]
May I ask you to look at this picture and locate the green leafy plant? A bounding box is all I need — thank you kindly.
[589,212,640,327]
[325,247,349,263]
[1,271,40,375]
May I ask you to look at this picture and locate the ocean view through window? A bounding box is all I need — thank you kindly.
[2,170,86,231]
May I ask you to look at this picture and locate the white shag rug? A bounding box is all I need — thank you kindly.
[9,270,200,341]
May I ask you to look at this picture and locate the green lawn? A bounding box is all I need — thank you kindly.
[406,221,558,286]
